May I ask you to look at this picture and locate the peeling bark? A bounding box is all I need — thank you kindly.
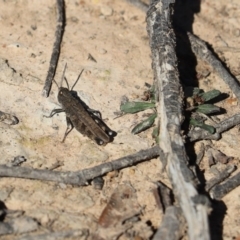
[146,1,210,239]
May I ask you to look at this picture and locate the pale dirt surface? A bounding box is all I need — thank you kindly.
[0,0,240,239]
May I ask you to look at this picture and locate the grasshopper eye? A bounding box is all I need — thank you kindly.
[60,91,63,95]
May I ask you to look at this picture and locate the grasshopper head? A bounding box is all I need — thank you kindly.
[58,87,72,104]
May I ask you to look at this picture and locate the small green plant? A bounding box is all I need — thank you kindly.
[119,85,223,141]
[186,88,222,134]
[120,84,158,138]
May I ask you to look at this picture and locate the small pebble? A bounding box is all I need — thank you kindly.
[70,16,79,23]
[100,6,113,16]
[99,48,107,54]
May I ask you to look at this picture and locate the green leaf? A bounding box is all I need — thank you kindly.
[150,85,156,101]
[120,102,155,114]
[152,126,160,143]
[193,88,203,96]
[190,118,215,134]
[131,113,157,134]
[196,104,220,114]
[200,89,221,102]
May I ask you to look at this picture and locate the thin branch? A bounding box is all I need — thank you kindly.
[205,164,236,192]
[17,229,89,240]
[196,142,205,165]
[153,181,172,212]
[188,113,240,142]
[209,171,240,200]
[187,32,240,103]
[42,0,65,97]
[0,146,161,186]
[146,1,210,239]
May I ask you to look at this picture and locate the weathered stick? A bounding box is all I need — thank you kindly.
[210,171,240,200]
[146,1,210,239]
[205,164,236,192]
[152,206,185,240]
[17,229,89,240]
[153,181,172,212]
[126,0,240,104]
[42,0,65,97]
[187,32,240,102]
[188,113,240,141]
[0,146,161,186]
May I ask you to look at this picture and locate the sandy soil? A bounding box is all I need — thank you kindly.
[0,0,240,239]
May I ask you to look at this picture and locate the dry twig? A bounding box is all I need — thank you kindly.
[205,164,236,192]
[146,1,210,239]
[187,32,240,102]
[0,146,161,185]
[17,229,89,240]
[188,113,240,141]
[210,171,240,200]
[42,0,65,97]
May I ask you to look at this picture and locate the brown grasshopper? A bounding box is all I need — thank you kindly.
[45,64,116,145]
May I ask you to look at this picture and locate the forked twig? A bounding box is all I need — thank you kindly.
[0,146,161,186]
[42,0,65,97]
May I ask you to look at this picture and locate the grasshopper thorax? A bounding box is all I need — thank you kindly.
[58,87,73,105]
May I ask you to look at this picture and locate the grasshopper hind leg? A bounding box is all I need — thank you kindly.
[87,108,102,119]
[62,117,74,143]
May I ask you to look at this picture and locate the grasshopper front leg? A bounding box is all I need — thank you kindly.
[44,109,65,118]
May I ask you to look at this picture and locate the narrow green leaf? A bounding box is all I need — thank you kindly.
[200,89,221,102]
[196,104,220,114]
[131,113,157,134]
[193,88,202,96]
[120,102,155,114]
[190,118,215,134]
[152,126,160,143]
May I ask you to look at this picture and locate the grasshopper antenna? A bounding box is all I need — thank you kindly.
[64,76,70,90]
[60,63,68,88]
[71,69,84,90]
[52,79,59,89]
